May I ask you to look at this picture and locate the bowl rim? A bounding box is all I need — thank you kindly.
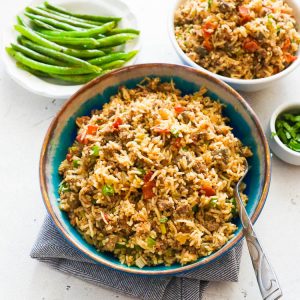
[39,63,271,275]
[0,0,141,100]
[270,101,300,157]
[168,0,300,86]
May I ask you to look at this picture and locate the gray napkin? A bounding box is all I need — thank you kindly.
[31,216,243,300]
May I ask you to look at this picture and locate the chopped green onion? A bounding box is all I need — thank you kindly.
[91,145,100,156]
[137,168,146,176]
[102,184,115,196]
[170,128,179,138]
[289,139,300,152]
[115,242,127,249]
[208,0,213,10]
[159,216,168,223]
[160,223,167,235]
[209,197,218,208]
[227,198,238,216]
[192,205,199,213]
[73,159,80,168]
[58,182,70,193]
[147,237,156,247]
[181,146,188,151]
[134,244,142,251]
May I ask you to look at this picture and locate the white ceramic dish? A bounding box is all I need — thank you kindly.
[1,0,140,99]
[168,0,300,92]
[269,102,300,165]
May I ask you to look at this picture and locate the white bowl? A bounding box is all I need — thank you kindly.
[168,0,300,92]
[268,102,300,165]
[1,0,140,99]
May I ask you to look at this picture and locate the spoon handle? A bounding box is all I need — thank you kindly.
[235,190,282,300]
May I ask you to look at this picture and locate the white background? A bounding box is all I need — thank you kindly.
[0,0,300,299]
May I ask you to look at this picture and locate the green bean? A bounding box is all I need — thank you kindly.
[96,33,137,48]
[7,47,100,75]
[88,50,138,65]
[39,7,104,26]
[17,16,26,26]
[107,28,140,35]
[30,19,64,31]
[44,2,121,23]
[37,22,115,38]
[17,62,101,84]
[25,6,96,28]
[15,26,105,58]
[24,12,83,31]
[100,60,125,70]
[19,38,101,72]
[11,43,65,66]
[38,33,99,47]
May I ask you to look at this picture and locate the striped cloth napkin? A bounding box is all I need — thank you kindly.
[31,216,243,300]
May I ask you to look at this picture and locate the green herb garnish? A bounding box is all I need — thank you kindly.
[102,184,115,196]
[137,168,146,176]
[58,182,70,193]
[159,216,168,223]
[209,197,218,208]
[147,237,156,247]
[275,112,300,152]
[91,145,100,156]
[170,128,180,137]
[73,159,80,168]
[208,0,213,10]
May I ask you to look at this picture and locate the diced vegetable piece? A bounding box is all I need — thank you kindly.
[142,171,155,199]
[91,145,100,156]
[86,125,98,135]
[66,153,72,161]
[112,117,123,129]
[73,159,80,168]
[160,223,167,235]
[102,184,115,196]
[289,140,300,152]
[174,106,185,114]
[284,53,297,63]
[147,237,156,247]
[200,184,216,196]
[239,6,252,22]
[159,216,168,223]
[137,168,146,176]
[243,39,259,52]
[209,197,218,208]
[58,181,70,193]
[170,128,179,138]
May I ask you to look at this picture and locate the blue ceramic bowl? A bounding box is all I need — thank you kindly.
[40,63,271,275]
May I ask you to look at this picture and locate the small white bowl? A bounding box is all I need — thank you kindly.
[268,102,300,165]
[168,0,300,92]
[1,0,140,99]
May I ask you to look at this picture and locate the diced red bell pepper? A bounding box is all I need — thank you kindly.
[153,127,170,134]
[239,6,252,23]
[76,133,88,144]
[285,53,297,63]
[203,38,214,51]
[243,39,259,52]
[143,171,155,199]
[202,21,218,39]
[173,138,182,148]
[200,184,216,196]
[66,153,72,162]
[86,125,98,135]
[113,117,123,129]
[174,106,185,114]
[282,38,291,51]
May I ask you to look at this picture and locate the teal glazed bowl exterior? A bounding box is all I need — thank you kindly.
[40,63,271,275]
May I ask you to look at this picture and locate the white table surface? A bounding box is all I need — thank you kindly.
[0,0,300,299]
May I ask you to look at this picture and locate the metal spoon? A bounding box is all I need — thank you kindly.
[234,160,282,300]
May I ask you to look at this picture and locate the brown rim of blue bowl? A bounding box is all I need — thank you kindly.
[39,63,271,275]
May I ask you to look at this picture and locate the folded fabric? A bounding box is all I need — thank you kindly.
[31,215,243,300]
